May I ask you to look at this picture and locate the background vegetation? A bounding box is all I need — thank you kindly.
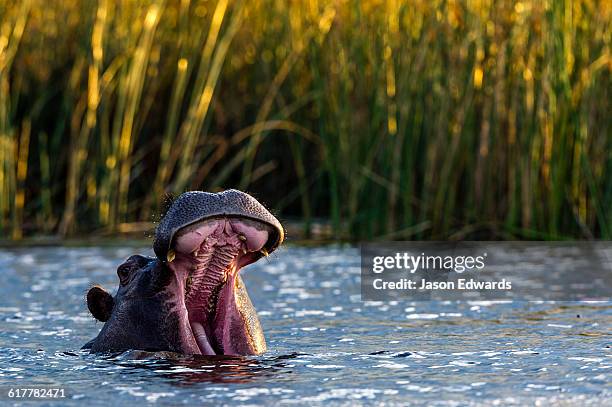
[0,0,610,240]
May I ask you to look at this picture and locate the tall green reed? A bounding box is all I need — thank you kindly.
[0,0,609,240]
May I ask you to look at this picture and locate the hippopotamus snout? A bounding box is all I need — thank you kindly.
[84,190,284,356]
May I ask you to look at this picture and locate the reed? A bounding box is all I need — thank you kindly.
[0,0,609,240]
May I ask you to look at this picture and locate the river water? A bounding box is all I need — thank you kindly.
[0,245,610,405]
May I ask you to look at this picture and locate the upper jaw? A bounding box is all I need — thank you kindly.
[153,190,285,263]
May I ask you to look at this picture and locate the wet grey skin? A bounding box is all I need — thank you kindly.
[83,190,284,356]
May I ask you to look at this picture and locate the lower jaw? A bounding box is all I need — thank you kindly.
[181,258,240,355]
[186,270,239,356]
[169,217,272,355]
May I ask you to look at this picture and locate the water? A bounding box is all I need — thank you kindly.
[0,245,610,406]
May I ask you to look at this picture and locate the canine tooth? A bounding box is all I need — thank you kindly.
[238,234,247,241]
[260,248,269,257]
[167,249,176,262]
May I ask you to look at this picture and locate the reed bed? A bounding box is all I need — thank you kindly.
[0,0,610,240]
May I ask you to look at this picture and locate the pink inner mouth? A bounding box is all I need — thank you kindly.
[168,217,270,355]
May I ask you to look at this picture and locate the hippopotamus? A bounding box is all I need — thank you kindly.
[83,189,284,356]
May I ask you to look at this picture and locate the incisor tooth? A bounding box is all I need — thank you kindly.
[238,234,247,241]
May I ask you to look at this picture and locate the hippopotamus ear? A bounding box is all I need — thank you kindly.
[87,286,114,322]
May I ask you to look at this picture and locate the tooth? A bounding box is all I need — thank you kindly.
[167,249,176,262]
[260,248,269,257]
[191,321,216,355]
[238,234,247,241]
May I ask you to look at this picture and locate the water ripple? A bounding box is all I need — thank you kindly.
[0,245,609,405]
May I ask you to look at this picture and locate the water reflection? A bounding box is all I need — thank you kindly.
[96,351,302,385]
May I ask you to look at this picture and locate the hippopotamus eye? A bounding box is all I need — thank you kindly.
[117,255,150,285]
[117,263,132,286]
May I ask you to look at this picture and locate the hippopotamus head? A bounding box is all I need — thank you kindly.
[84,189,284,355]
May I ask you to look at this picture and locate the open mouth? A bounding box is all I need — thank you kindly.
[168,217,273,355]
